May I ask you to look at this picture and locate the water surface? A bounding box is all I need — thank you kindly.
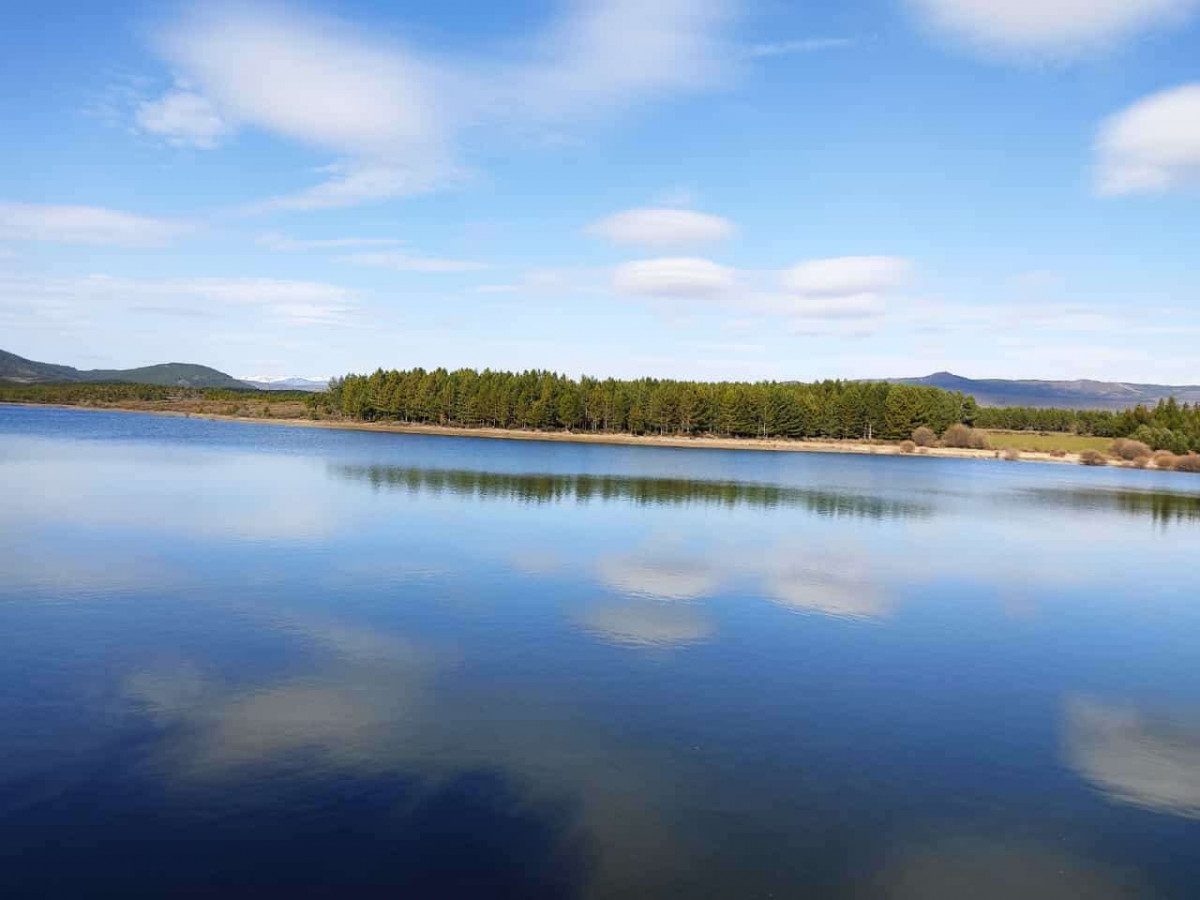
[2,405,1199,897]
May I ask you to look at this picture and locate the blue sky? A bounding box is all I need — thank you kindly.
[1,0,1198,382]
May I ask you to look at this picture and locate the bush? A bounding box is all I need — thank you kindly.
[899,440,916,454]
[942,424,990,450]
[1111,438,1151,460]
[911,426,936,447]
[1153,451,1178,470]
[1130,457,1148,469]
[1079,450,1106,466]
[1002,447,1021,461]
[1049,449,1067,458]
[1175,453,1200,473]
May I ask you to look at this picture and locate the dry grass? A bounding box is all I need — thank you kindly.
[1001,446,1021,461]
[943,424,990,450]
[981,430,1111,454]
[1153,451,1179,470]
[911,426,936,447]
[1111,438,1152,460]
[1079,449,1107,466]
[1175,453,1200,473]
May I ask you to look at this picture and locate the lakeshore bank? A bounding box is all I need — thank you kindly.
[2,399,1086,466]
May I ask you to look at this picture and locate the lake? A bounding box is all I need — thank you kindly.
[2,404,1199,898]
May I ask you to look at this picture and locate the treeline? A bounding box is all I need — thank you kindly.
[976,398,1200,453]
[316,368,978,440]
[0,382,309,404]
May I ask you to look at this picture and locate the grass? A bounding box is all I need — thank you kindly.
[980,429,1111,454]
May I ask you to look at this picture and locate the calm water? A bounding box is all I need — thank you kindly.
[2,405,1200,898]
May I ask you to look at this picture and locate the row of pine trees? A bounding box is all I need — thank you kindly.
[318,367,978,440]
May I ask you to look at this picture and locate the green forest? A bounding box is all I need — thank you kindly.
[0,382,307,404]
[318,367,1200,452]
[317,367,977,439]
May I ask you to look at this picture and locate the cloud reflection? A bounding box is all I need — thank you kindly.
[578,602,715,649]
[1063,695,1200,819]
[596,553,722,601]
[867,835,1143,899]
[766,558,891,620]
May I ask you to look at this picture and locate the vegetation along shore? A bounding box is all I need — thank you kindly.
[5,370,1200,473]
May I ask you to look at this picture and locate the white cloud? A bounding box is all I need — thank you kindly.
[338,251,487,273]
[782,256,911,296]
[257,232,405,252]
[782,294,887,320]
[610,254,911,326]
[587,208,734,246]
[613,257,735,298]
[143,1,735,208]
[0,272,359,327]
[156,6,443,158]
[0,202,190,247]
[512,0,734,116]
[135,89,229,148]
[747,37,856,58]
[906,0,1198,58]
[1095,84,1200,195]
[262,161,458,211]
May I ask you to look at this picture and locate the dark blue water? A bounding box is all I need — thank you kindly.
[2,405,1199,898]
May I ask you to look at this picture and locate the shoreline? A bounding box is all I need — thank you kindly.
[1,399,1085,466]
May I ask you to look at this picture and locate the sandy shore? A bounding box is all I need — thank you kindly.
[2,400,1088,467]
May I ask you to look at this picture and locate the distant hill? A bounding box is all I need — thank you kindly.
[238,375,329,392]
[893,371,1200,410]
[0,348,255,390]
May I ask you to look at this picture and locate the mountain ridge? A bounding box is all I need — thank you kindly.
[892,371,1200,410]
[0,348,255,390]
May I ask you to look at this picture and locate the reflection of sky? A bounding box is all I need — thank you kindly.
[5,407,1200,897]
[1064,695,1200,820]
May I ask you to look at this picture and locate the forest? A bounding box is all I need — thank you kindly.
[0,382,308,405]
[315,367,977,440]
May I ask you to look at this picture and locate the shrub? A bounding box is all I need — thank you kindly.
[911,426,936,447]
[899,440,916,454]
[1002,447,1021,461]
[1130,457,1148,469]
[1153,451,1179,470]
[1079,450,1106,466]
[1111,438,1151,460]
[1049,449,1067,458]
[942,424,990,450]
[1175,453,1200,473]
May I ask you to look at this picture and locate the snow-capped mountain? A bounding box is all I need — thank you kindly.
[238,375,330,392]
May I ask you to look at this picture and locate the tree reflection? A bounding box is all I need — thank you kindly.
[331,464,931,519]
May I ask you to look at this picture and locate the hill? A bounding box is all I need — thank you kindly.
[0,348,255,390]
[894,371,1200,410]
